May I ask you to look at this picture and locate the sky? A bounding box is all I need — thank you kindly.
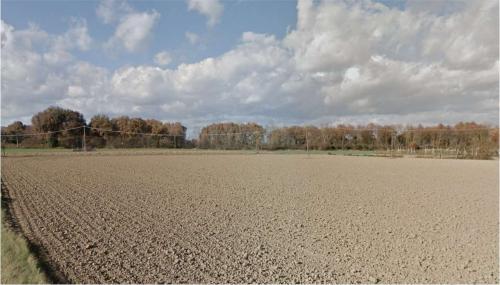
[1,0,499,136]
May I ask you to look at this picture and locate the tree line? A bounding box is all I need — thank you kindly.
[265,123,499,159]
[1,106,498,159]
[198,122,498,159]
[1,107,187,149]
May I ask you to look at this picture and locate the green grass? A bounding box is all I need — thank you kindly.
[2,147,71,154]
[271,149,376,156]
[327,149,376,156]
[1,211,47,284]
[1,147,380,157]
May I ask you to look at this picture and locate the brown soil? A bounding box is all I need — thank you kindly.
[1,154,498,283]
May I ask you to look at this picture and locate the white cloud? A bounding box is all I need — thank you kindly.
[68,18,92,51]
[185,31,200,45]
[421,1,498,70]
[1,21,48,50]
[52,18,92,52]
[99,1,160,53]
[154,51,172,66]
[43,49,74,65]
[111,65,174,102]
[187,0,223,27]
[96,0,132,24]
[161,101,188,114]
[1,21,107,122]
[1,20,14,48]
[35,18,92,67]
[1,0,498,130]
[106,10,160,52]
[67,85,86,97]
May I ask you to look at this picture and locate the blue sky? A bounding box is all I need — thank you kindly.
[2,0,298,69]
[1,0,498,133]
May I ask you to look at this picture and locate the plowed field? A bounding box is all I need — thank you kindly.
[1,154,498,283]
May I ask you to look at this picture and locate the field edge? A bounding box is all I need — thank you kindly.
[1,179,64,284]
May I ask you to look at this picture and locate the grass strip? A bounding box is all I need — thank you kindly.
[1,210,47,284]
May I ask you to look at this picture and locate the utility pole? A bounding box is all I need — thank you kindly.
[83,126,86,151]
[255,132,260,154]
[390,131,394,157]
[305,127,309,155]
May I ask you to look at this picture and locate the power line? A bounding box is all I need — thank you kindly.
[269,126,493,133]
[89,127,181,137]
[0,125,85,137]
[0,125,494,139]
[200,131,262,136]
